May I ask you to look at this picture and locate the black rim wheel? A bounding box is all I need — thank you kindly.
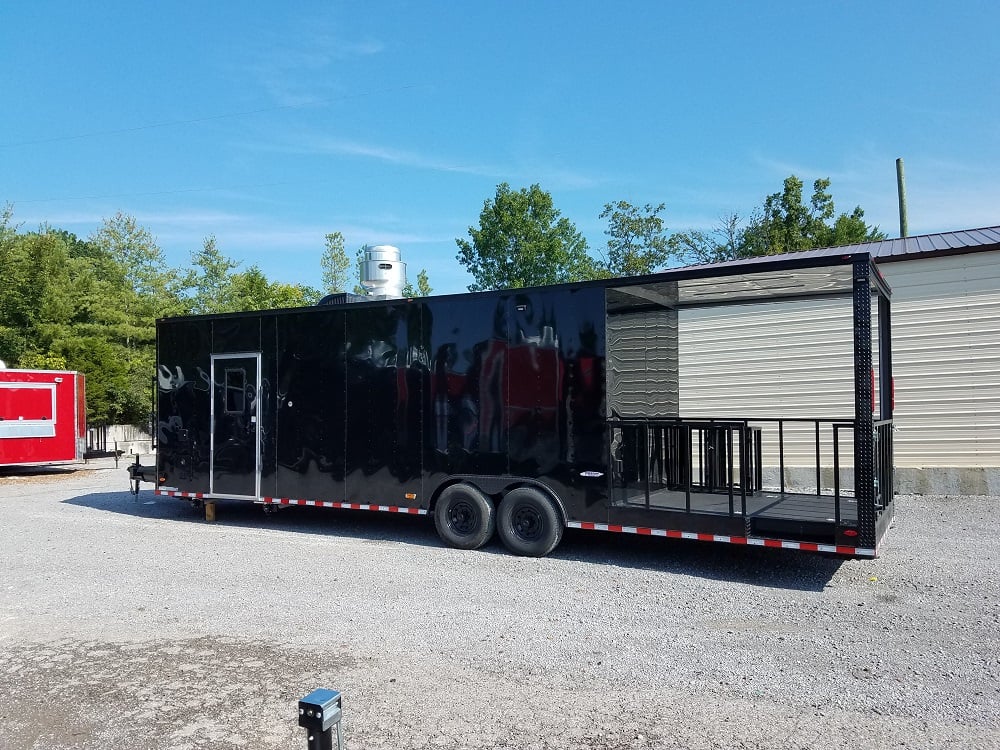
[511,503,543,541]
[448,500,479,536]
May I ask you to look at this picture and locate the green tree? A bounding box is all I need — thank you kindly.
[89,212,184,347]
[669,213,750,265]
[0,207,324,425]
[456,183,597,291]
[351,247,368,296]
[54,336,133,425]
[600,201,674,276]
[402,268,433,298]
[185,235,239,314]
[0,205,21,363]
[90,212,179,302]
[63,233,130,341]
[671,178,885,264]
[18,351,67,370]
[0,203,18,266]
[226,266,320,311]
[741,176,885,256]
[0,228,74,365]
[17,230,74,348]
[416,268,432,297]
[321,232,352,294]
[0,211,152,425]
[87,213,184,425]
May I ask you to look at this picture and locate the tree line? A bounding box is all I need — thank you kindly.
[0,174,882,427]
[456,175,884,291]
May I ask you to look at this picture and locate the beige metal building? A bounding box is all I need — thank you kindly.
[677,226,1000,494]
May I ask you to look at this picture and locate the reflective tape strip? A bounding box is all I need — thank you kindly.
[154,489,204,499]
[566,521,875,557]
[261,497,427,515]
[153,490,426,516]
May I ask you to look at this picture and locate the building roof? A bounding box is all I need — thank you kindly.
[818,225,1000,261]
[682,225,1000,273]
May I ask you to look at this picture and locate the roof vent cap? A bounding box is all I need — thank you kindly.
[360,244,407,298]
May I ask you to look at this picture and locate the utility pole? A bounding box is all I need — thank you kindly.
[896,158,909,238]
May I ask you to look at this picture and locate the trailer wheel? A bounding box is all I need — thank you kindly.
[497,487,563,557]
[434,483,496,550]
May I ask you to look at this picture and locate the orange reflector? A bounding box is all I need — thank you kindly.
[405,493,417,500]
[843,529,858,537]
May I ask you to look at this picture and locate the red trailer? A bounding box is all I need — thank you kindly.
[0,369,86,467]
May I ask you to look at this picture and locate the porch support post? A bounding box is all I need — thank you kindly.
[853,260,876,548]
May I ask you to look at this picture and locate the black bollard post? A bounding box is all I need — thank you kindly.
[298,688,344,750]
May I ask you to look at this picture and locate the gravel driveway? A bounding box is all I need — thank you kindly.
[1,461,997,749]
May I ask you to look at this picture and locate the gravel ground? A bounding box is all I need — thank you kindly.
[1,460,998,749]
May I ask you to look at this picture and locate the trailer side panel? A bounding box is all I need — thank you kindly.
[0,369,84,466]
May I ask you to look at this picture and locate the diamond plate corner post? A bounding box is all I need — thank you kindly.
[853,260,876,548]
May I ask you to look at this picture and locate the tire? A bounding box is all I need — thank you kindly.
[434,483,496,550]
[497,487,563,557]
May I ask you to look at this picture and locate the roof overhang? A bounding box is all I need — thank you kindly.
[608,251,881,311]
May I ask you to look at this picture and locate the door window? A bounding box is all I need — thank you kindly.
[224,368,246,414]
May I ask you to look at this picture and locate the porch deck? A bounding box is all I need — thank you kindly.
[616,487,858,524]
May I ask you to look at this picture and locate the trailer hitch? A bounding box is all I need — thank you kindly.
[127,454,157,496]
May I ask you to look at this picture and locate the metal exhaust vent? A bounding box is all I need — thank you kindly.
[360,245,407,298]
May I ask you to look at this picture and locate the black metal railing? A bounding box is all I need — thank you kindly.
[831,422,853,526]
[608,416,894,523]
[733,417,855,497]
[873,419,894,510]
[609,418,759,517]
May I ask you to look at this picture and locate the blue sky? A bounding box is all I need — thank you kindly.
[2,2,998,295]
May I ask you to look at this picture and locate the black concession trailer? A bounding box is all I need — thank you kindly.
[142,251,895,558]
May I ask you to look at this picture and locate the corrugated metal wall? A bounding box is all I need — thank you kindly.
[677,252,1000,471]
[678,297,856,418]
[677,296,862,475]
[607,308,679,418]
[881,254,1000,468]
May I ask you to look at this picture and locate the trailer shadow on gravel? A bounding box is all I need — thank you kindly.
[0,465,83,479]
[62,488,444,547]
[555,527,845,591]
[63,489,845,592]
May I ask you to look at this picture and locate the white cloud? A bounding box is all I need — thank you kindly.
[241,23,385,107]
[283,135,504,178]
[254,132,605,192]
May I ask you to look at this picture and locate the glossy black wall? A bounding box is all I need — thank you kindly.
[157,285,609,518]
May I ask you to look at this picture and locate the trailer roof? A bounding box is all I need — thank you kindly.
[606,249,881,310]
[160,249,881,324]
